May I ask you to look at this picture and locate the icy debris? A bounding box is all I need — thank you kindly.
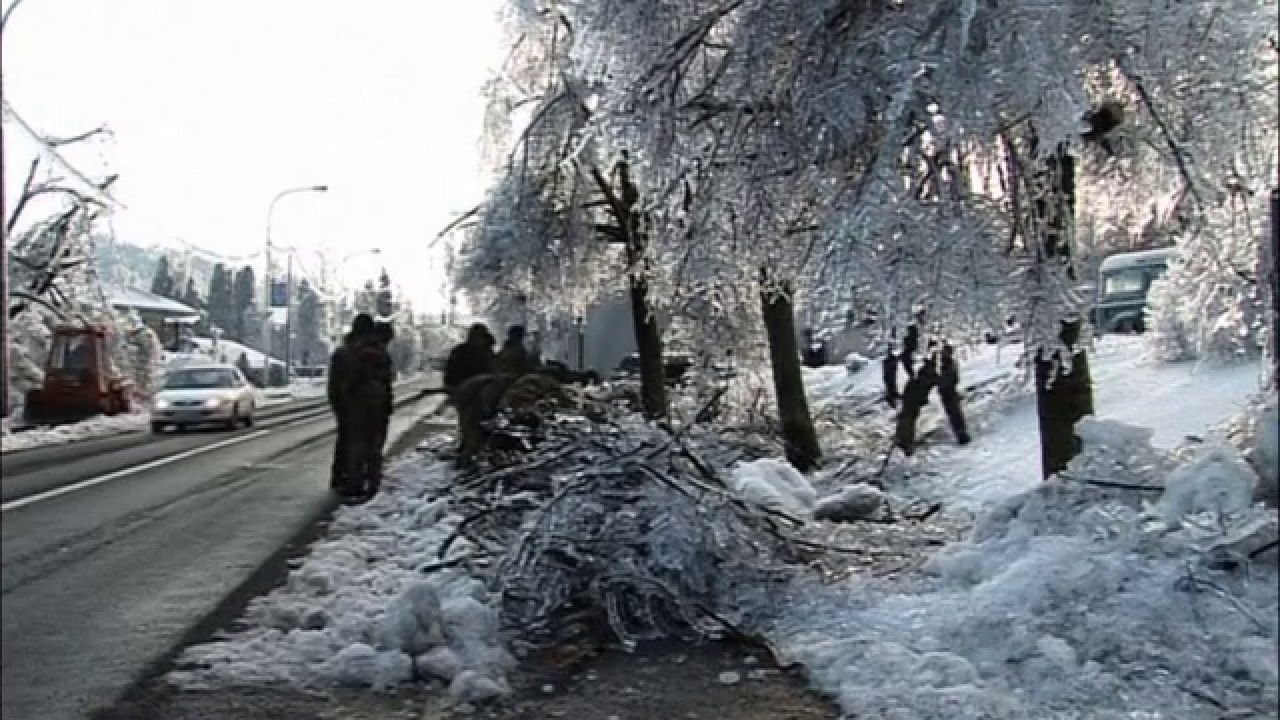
[728,457,817,518]
[1155,445,1256,525]
[448,669,509,704]
[416,646,460,681]
[169,457,511,700]
[814,484,890,523]
[763,427,1279,719]
[376,582,444,656]
[717,671,741,685]
[1034,635,1077,671]
[320,643,412,691]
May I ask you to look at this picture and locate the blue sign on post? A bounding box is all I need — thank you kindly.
[270,280,289,308]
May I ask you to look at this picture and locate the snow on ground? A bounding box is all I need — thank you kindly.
[167,338,1273,717]
[903,336,1267,507]
[763,418,1278,719]
[1,411,149,454]
[771,334,1276,718]
[170,449,514,705]
[805,340,1025,417]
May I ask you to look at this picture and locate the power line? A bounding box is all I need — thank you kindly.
[2,99,127,210]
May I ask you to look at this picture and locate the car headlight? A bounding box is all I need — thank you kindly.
[154,399,170,410]
[203,397,226,408]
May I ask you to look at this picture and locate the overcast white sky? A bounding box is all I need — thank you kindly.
[4,0,504,311]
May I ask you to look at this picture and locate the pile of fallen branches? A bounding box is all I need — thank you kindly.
[424,410,817,650]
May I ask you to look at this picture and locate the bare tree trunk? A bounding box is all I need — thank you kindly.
[614,159,668,419]
[760,271,821,472]
[627,263,667,419]
[1033,145,1094,479]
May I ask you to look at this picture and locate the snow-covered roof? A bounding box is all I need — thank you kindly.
[106,285,200,318]
[1098,247,1177,273]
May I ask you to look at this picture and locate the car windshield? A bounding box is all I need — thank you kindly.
[164,368,237,389]
[1101,266,1164,297]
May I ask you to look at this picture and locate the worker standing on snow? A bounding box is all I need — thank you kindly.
[893,339,971,455]
[338,318,394,502]
[936,343,971,446]
[496,325,536,375]
[327,314,374,494]
[444,323,496,401]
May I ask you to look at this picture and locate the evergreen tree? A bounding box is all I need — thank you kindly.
[151,255,176,298]
[181,276,206,333]
[207,263,235,336]
[293,279,326,366]
[232,265,257,342]
[355,280,377,315]
[182,275,203,311]
[375,269,395,318]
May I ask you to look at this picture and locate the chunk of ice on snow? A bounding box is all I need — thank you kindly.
[416,646,461,681]
[1034,635,1076,670]
[441,596,499,644]
[814,484,889,523]
[1156,445,1256,524]
[376,581,444,656]
[729,457,817,518]
[448,669,510,704]
[321,643,411,690]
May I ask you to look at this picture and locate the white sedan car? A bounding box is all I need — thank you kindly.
[151,364,258,433]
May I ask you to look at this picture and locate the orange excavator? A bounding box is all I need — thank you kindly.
[24,325,132,425]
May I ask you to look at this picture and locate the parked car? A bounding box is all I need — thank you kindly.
[1090,247,1177,334]
[151,364,258,433]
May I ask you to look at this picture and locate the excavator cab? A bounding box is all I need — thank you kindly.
[24,325,132,425]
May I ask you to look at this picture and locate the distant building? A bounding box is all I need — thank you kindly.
[105,285,201,349]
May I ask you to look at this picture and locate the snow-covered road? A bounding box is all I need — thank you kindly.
[1,379,442,720]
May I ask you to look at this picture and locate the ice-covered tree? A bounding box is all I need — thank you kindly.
[114,309,162,399]
[231,265,258,343]
[206,263,235,337]
[355,280,377,316]
[150,255,176,299]
[292,278,326,366]
[5,125,124,409]
[375,269,395,319]
[472,0,1275,475]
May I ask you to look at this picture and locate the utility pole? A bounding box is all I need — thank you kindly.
[262,184,327,384]
[283,253,293,382]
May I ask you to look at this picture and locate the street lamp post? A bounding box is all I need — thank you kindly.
[323,247,380,340]
[262,184,326,386]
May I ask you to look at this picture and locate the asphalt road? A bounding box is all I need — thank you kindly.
[1,376,443,720]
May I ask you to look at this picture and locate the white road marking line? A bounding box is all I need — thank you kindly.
[1,429,272,513]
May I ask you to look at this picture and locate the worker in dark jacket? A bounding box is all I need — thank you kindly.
[327,314,375,492]
[444,323,496,399]
[893,347,937,456]
[936,343,971,445]
[372,320,396,454]
[341,326,394,501]
[495,325,535,375]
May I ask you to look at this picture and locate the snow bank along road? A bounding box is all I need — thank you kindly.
[0,375,443,720]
